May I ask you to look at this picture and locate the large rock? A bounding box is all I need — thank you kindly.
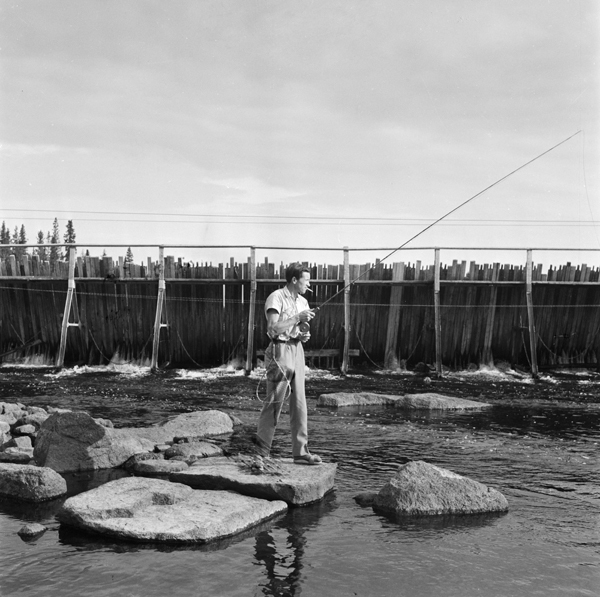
[125,410,234,444]
[57,476,287,543]
[373,460,508,516]
[317,392,490,410]
[164,441,222,462]
[34,411,155,473]
[171,456,337,506]
[133,459,189,476]
[0,463,67,502]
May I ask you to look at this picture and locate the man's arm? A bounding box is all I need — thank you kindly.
[266,308,315,338]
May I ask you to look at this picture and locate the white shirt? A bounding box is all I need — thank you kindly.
[264,286,310,341]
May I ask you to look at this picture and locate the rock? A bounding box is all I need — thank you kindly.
[317,393,397,407]
[3,436,33,450]
[0,463,67,502]
[94,418,114,428]
[14,424,37,436]
[164,442,222,463]
[133,459,189,476]
[122,452,164,471]
[155,444,171,452]
[0,412,18,426]
[21,411,49,429]
[26,406,48,416]
[18,523,48,539]
[125,410,234,445]
[57,476,287,543]
[229,414,245,427]
[354,492,377,507]
[317,392,490,410]
[0,402,25,416]
[171,456,337,506]
[34,411,155,473]
[0,420,10,435]
[372,461,509,516]
[0,451,33,464]
[399,393,490,410]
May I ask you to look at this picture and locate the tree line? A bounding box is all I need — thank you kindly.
[0,218,76,266]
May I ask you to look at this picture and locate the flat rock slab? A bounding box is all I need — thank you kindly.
[125,411,234,445]
[317,392,490,410]
[133,459,189,476]
[373,460,508,516]
[171,457,337,506]
[57,476,287,544]
[165,442,222,462]
[0,463,67,502]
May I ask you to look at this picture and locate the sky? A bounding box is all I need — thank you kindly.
[1,0,598,268]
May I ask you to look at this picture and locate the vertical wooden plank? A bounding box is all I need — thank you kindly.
[151,246,166,371]
[526,249,539,376]
[341,247,351,374]
[384,262,405,369]
[434,249,442,376]
[245,247,257,373]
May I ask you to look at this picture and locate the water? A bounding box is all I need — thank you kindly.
[1,366,599,596]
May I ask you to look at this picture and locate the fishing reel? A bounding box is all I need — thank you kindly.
[299,322,310,334]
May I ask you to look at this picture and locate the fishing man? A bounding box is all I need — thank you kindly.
[255,262,321,465]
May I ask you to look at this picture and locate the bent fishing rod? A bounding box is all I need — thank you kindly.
[308,130,582,312]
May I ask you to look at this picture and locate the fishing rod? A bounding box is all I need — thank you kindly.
[310,130,582,312]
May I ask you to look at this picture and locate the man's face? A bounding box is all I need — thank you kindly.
[294,272,311,294]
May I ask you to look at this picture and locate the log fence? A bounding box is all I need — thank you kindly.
[1,244,599,374]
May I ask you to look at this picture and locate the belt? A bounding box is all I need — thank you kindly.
[271,337,301,345]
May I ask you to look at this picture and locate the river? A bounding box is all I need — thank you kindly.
[1,364,599,596]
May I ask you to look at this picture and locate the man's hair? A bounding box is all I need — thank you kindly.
[285,262,310,283]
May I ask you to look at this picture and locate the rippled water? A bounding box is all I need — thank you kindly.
[1,366,599,596]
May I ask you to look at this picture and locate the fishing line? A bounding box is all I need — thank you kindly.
[313,130,582,312]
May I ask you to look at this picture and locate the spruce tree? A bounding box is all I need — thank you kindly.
[63,220,76,255]
[50,218,61,272]
[36,230,48,261]
[125,247,134,263]
[0,221,10,259]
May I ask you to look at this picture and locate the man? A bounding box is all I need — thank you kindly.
[255,262,321,465]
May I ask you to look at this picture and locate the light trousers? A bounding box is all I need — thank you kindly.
[256,341,309,458]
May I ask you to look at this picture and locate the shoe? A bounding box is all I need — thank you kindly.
[293,453,322,466]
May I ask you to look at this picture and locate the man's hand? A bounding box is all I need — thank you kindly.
[298,309,316,323]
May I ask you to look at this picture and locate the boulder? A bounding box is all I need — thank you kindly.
[13,424,37,436]
[317,392,490,410]
[372,460,509,516]
[171,456,337,506]
[3,436,33,450]
[0,402,25,416]
[34,411,155,473]
[0,463,67,502]
[0,450,33,464]
[122,452,164,472]
[57,476,287,543]
[125,410,234,445]
[133,459,189,476]
[20,411,49,429]
[164,442,222,463]
[0,420,10,435]
[18,523,48,539]
[0,412,18,426]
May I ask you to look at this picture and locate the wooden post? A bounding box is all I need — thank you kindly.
[56,248,78,368]
[245,247,257,374]
[526,249,539,377]
[151,246,167,371]
[341,247,351,374]
[434,248,442,377]
[384,262,405,369]
[482,263,499,364]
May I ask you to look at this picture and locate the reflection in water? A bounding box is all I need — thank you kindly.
[255,494,338,597]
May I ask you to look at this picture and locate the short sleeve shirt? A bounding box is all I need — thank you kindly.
[265,287,310,341]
